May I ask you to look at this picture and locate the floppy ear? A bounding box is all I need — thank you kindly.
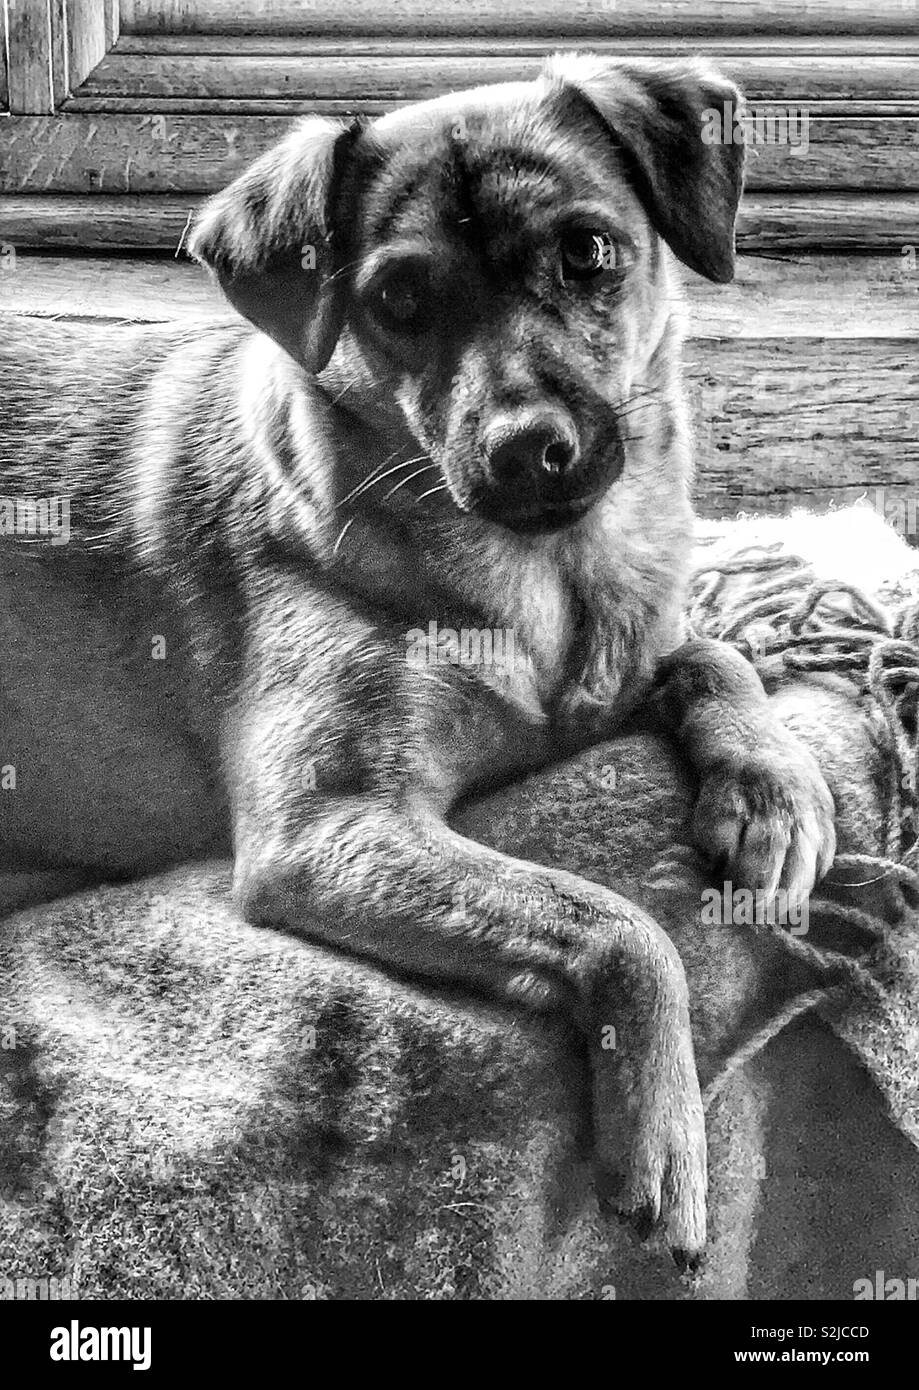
[544,54,745,283]
[188,116,362,372]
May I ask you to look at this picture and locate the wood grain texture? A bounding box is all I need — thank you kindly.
[71,45,919,112]
[2,192,916,253]
[4,112,918,193]
[682,254,919,340]
[736,193,919,251]
[689,338,919,516]
[0,194,198,250]
[104,0,119,47]
[0,252,914,519]
[0,252,230,318]
[6,0,56,114]
[113,35,919,58]
[0,5,9,112]
[50,0,68,106]
[117,0,919,38]
[66,0,111,94]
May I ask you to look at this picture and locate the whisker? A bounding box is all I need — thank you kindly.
[344,455,432,507]
[383,463,441,500]
[332,515,355,557]
[336,451,420,509]
[415,484,450,503]
[325,256,366,286]
[614,391,660,415]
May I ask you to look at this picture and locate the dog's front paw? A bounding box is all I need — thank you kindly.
[692,734,836,911]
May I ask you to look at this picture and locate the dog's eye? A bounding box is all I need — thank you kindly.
[376,272,428,332]
[561,231,617,282]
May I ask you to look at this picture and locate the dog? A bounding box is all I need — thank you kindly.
[0,54,836,1262]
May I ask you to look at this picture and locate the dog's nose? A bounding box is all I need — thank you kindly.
[481,410,580,486]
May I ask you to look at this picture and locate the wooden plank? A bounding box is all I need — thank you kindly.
[104,0,119,47]
[0,4,9,111]
[0,253,230,319]
[737,193,919,251]
[72,49,919,111]
[117,1,919,38]
[0,194,197,250]
[0,112,273,193]
[4,112,918,194]
[1,253,916,341]
[66,0,110,93]
[682,255,919,341]
[1,193,916,254]
[689,340,919,517]
[6,2,113,112]
[113,35,919,59]
[50,0,69,106]
[6,0,56,113]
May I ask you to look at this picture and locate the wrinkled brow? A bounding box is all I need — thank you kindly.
[364,135,579,241]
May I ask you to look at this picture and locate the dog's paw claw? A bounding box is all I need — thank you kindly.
[692,737,836,916]
[594,1072,707,1259]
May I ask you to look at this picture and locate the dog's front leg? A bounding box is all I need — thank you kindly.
[652,638,837,908]
[224,605,706,1257]
[234,794,705,1256]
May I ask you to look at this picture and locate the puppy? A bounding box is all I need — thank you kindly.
[0,55,835,1260]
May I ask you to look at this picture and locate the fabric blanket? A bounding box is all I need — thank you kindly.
[2,503,918,1301]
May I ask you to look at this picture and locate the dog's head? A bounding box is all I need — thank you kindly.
[190,55,744,533]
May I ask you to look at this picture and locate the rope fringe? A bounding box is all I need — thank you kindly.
[689,544,919,1115]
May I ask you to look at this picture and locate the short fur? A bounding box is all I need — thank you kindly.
[0,55,835,1259]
